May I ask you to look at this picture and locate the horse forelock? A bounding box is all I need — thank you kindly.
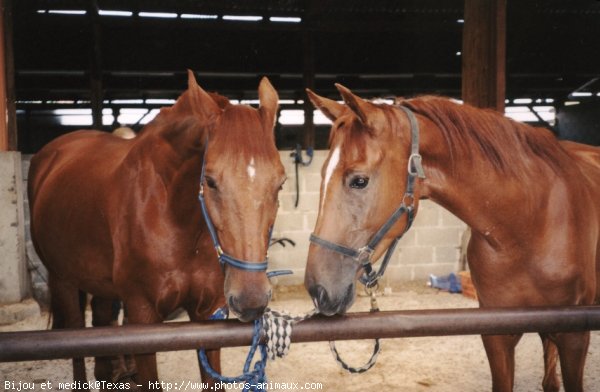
[328,114,376,168]
[211,104,276,160]
[207,92,231,110]
[398,96,567,179]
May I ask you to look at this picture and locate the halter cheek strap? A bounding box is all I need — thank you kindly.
[309,105,425,287]
[198,141,270,273]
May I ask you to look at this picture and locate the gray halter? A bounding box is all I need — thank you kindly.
[309,105,426,287]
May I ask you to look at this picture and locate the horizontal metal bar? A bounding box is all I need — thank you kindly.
[1,306,599,362]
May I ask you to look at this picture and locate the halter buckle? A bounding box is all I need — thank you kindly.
[356,246,374,264]
[408,153,426,179]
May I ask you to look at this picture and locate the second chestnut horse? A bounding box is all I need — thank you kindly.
[305,85,600,392]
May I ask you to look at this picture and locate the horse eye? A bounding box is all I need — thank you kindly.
[349,176,369,189]
[205,176,218,190]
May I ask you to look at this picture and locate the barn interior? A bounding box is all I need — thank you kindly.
[1,0,600,316]
[2,3,600,389]
[5,0,600,154]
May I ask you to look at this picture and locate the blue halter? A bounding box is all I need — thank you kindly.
[198,142,270,273]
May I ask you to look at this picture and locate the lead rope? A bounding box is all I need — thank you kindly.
[262,301,381,374]
[198,308,269,392]
[328,284,382,373]
[199,302,382,390]
[261,308,318,360]
[198,307,317,391]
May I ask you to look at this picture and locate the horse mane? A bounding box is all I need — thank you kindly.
[137,90,231,136]
[396,96,568,178]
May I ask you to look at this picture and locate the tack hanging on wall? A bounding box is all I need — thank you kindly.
[290,144,313,208]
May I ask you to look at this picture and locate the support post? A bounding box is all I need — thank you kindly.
[302,30,315,149]
[88,0,103,129]
[461,0,506,112]
[0,0,15,151]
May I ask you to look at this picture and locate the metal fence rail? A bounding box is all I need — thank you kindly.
[2,306,600,362]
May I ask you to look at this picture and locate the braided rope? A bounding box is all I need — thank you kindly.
[261,306,381,374]
[328,285,382,374]
[328,339,381,374]
[261,308,318,360]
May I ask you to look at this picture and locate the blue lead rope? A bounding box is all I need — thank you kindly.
[197,308,269,392]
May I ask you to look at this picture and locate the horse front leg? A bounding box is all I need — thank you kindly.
[481,334,522,392]
[186,305,225,391]
[539,334,560,392]
[199,349,223,391]
[92,297,138,390]
[555,331,590,392]
[48,276,90,392]
[125,298,163,392]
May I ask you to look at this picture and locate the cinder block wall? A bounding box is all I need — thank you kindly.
[0,152,29,303]
[21,151,468,302]
[268,150,468,286]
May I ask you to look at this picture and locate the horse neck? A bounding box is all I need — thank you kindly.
[416,118,554,245]
[133,116,205,222]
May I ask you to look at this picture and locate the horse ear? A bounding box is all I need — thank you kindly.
[186,69,221,120]
[258,77,279,132]
[335,83,371,124]
[187,69,199,91]
[306,89,345,121]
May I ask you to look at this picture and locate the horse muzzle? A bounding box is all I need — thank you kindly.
[307,283,355,316]
[227,290,271,322]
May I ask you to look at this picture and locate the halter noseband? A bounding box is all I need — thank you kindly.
[198,141,270,273]
[309,105,426,287]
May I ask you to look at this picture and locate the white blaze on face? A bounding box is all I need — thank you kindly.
[321,146,341,211]
[247,157,256,182]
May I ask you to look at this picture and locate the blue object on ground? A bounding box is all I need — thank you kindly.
[429,273,462,293]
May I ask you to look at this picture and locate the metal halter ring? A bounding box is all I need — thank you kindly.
[402,193,416,208]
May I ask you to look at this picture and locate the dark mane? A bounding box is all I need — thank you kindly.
[397,96,568,177]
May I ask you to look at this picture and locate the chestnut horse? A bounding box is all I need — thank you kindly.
[305,85,600,392]
[28,71,285,391]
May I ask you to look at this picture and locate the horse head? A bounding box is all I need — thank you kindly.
[304,85,424,315]
[187,72,285,321]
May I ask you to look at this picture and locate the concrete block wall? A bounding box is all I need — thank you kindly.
[268,151,468,285]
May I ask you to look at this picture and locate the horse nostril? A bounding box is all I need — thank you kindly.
[308,284,329,307]
[227,295,241,314]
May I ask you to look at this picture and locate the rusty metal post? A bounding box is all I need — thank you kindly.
[1,306,600,362]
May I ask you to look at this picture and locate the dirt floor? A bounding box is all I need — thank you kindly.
[1,281,599,392]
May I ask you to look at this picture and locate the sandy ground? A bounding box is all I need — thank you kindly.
[1,282,599,392]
